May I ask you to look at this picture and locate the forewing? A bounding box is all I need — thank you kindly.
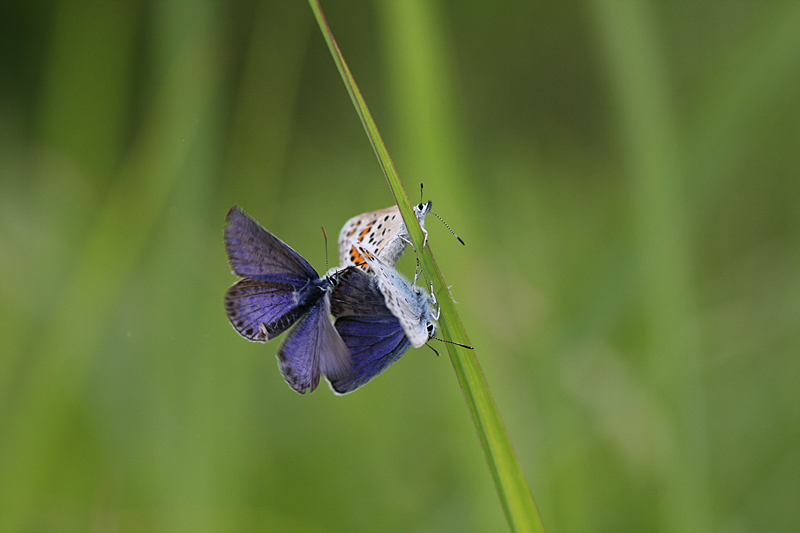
[225,206,318,284]
[329,315,411,394]
[225,278,309,341]
[329,267,388,317]
[277,299,350,394]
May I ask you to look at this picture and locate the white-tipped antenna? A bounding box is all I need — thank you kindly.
[430,210,465,245]
[430,335,474,349]
[419,183,465,246]
[321,226,329,271]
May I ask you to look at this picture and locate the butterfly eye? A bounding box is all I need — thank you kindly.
[427,324,434,333]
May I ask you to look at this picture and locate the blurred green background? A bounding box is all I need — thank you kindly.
[2,0,799,531]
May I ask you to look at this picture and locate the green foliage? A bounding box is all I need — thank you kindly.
[1,1,799,532]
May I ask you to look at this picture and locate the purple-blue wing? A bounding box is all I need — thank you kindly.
[328,267,412,394]
[226,278,315,340]
[225,206,318,285]
[277,298,350,394]
[328,315,411,394]
[329,267,388,317]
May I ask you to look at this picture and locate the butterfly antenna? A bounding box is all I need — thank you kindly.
[430,335,474,349]
[430,210,465,245]
[419,182,425,205]
[425,343,441,357]
[321,226,329,271]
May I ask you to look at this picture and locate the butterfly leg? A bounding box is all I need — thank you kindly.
[429,281,441,321]
[399,235,423,285]
[400,227,427,254]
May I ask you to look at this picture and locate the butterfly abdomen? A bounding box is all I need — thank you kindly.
[273,279,329,334]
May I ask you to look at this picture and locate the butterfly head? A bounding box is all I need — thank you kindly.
[414,200,433,222]
[425,319,437,341]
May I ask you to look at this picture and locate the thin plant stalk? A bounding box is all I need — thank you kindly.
[308,2,545,531]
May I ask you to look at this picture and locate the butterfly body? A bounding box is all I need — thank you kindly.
[224,206,350,393]
[338,201,432,272]
[350,244,437,348]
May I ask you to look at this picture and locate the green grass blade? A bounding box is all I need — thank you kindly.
[308,2,545,531]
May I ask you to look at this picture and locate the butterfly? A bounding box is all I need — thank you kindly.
[224,206,351,394]
[337,201,432,273]
[356,245,438,347]
[327,245,438,394]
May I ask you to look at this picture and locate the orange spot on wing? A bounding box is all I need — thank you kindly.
[358,221,376,240]
[350,246,365,266]
[350,245,372,272]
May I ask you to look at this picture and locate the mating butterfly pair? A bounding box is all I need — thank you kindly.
[224,201,437,394]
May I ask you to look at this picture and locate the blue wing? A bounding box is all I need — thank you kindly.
[277,298,351,394]
[328,267,412,394]
[225,278,318,340]
[224,207,351,394]
[225,206,318,285]
[328,315,411,394]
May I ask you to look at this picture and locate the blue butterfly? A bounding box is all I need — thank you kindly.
[328,247,438,394]
[224,206,351,394]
